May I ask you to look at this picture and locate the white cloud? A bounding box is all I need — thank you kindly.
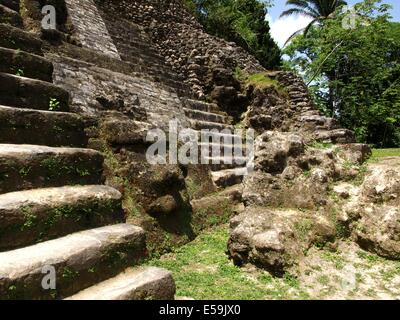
[267,14,313,48]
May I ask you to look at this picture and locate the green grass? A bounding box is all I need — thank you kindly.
[246,73,288,97]
[308,142,334,150]
[371,148,400,159]
[233,68,287,96]
[146,225,308,300]
[247,73,279,87]
[321,251,346,270]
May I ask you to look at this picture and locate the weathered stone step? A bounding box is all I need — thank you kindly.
[199,142,247,154]
[0,23,43,55]
[65,267,175,300]
[184,108,225,123]
[114,38,153,54]
[315,129,356,144]
[189,119,233,131]
[116,42,165,62]
[184,99,220,113]
[301,110,321,117]
[300,114,329,125]
[0,185,124,251]
[211,168,247,188]
[152,74,190,93]
[0,0,19,12]
[0,4,22,27]
[0,224,146,300]
[290,97,308,103]
[110,33,155,50]
[0,144,104,194]
[203,156,248,171]
[0,47,54,82]
[0,105,87,147]
[0,73,69,111]
[119,52,166,72]
[151,70,186,86]
[196,130,243,144]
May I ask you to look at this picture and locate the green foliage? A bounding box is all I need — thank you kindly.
[247,73,278,87]
[234,68,287,94]
[15,69,24,77]
[371,148,400,159]
[21,206,38,231]
[294,218,314,240]
[49,98,60,111]
[62,267,79,281]
[19,166,31,177]
[284,0,400,147]
[185,0,281,69]
[321,251,346,270]
[185,177,201,199]
[308,141,334,150]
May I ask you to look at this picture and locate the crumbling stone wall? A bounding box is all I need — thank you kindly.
[49,53,189,130]
[63,0,120,59]
[96,0,265,98]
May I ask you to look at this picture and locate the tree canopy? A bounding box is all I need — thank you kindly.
[284,0,400,147]
[185,0,282,69]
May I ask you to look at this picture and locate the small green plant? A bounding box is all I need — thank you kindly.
[233,67,246,81]
[303,169,311,178]
[294,218,314,240]
[321,251,346,270]
[283,273,300,288]
[185,177,201,199]
[317,275,330,286]
[19,166,31,177]
[15,68,24,77]
[76,168,90,177]
[49,98,60,111]
[21,206,38,230]
[62,267,79,281]
[356,250,382,263]
[50,290,58,299]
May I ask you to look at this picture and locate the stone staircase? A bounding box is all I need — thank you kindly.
[275,72,356,144]
[0,3,174,300]
[182,99,250,188]
[100,13,192,97]
[99,5,251,189]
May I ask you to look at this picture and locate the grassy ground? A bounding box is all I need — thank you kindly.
[147,225,400,300]
[371,148,400,160]
[146,225,308,300]
[147,155,400,300]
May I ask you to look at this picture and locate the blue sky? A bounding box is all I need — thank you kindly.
[267,0,399,47]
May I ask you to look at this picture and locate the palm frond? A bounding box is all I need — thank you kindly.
[282,0,348,20]
[280,8,317,19]
[285,0,320,17]
[283,27,307,47]
[303,18,319,36]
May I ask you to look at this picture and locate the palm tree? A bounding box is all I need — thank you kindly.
[281,0,347,45]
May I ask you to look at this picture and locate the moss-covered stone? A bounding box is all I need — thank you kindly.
[0,106,87,147]
[0,72,69,111]
[0,185,124,251]
[0,47,54,82]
